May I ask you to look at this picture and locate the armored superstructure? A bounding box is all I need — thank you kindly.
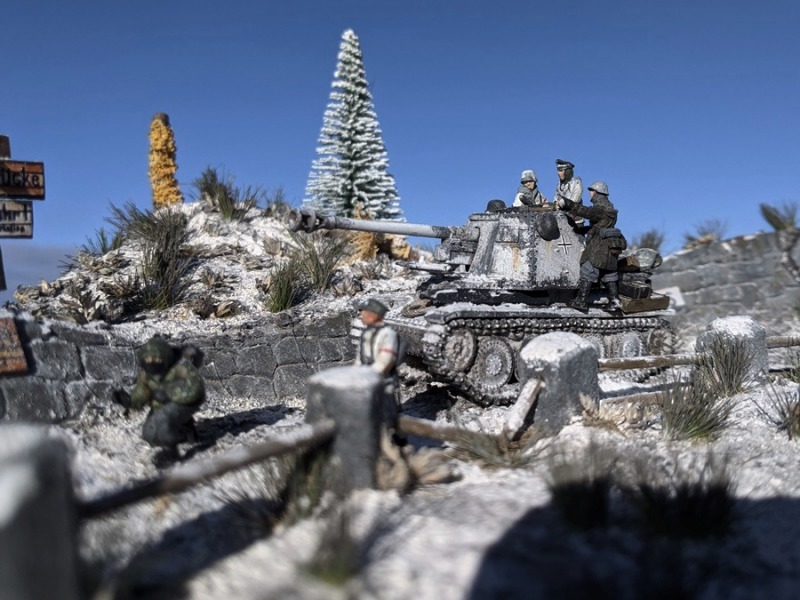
[289,202,672,405]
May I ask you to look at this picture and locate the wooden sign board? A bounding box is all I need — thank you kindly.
[0,200,33,238]
[0,160,45,200]
[0,318,28,374]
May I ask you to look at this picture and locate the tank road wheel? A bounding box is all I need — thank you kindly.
[467,337,515,390]
[647,324,676,356]
[443,328,478,373]
[618,333,644,358]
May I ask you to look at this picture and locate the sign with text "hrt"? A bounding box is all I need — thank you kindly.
[0,160,45,199]
[0,200,33,238]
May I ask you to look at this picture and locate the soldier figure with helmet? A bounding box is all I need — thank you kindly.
[513,169,548,207]
[115,335,206,464]
[560,180,628,312]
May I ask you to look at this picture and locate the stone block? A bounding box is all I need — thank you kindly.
[518,332,599,435]
[29,341,81,381]
[274,364,318,399]
[318,338,353,363]
[224,374,276,403]
[65,381,118,418]
[273,337,304,366]
[1,379,69,423]
[301,312,352,338]
[81,346,137,381]
[235,345,277,377]
[48,323,109,346]
[0,424,81,600]
[201,350,237,379]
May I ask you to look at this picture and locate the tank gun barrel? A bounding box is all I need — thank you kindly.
[288,208,469,240]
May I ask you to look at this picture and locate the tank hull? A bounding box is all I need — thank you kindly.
[378,301,674,406]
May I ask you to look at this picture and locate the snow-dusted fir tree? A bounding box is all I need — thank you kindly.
[303,29,403,221]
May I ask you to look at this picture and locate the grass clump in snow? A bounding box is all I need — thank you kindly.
[622,451,735,539]
[546,439,615,530]
[754,384,800,441]
[290,230,350,293]
[656,374,735,441]
[138,208,192,310]
[695,336,756,398]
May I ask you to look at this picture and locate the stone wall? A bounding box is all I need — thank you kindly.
[0,311,355,423]
[651,231,800,340]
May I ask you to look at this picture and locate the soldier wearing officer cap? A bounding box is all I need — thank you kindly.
[553,159,584,212]
[513,169,547,208]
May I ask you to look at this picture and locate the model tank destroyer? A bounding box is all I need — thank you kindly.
[288,201,673,406]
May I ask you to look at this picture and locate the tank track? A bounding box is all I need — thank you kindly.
[393,306,674,407]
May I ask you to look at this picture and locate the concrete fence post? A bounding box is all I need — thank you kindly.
[696,315,769,383]
[517,332,600,435]
[305,365,390,496]
[0,424,80,600]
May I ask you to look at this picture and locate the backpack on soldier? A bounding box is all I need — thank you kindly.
[601,227,628,255]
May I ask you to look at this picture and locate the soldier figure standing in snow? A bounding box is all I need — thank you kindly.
[355,298,403,422]
[513,169,547,207]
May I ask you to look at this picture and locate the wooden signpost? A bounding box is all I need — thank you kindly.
[0,134,43,373]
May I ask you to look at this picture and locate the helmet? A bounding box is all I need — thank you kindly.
[137,335,176,376]
[588,181,609,195]
[520,169,537,184]
[358,297,389,317]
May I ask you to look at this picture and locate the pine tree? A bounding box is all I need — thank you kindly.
[148,113,184,208]
[304,29,403,221]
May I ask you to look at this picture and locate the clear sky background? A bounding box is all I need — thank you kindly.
[2,0,799,303]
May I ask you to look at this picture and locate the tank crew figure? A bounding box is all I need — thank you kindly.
[553,159,584,211]
[561,181,627,312]
[513,169,547,208]
[117,335,206,464]
[355,298,404,423]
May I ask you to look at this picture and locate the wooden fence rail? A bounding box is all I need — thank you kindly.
[78,418,337,519]
[599,335,800,372]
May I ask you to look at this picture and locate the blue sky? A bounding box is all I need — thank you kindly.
[2,0,799,302]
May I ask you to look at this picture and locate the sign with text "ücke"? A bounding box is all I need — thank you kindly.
[0,200,33,238]
[0,160,45,199]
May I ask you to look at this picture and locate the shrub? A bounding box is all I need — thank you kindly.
[682,219,727,249]
[106,201,161,243]
[264,185,293,219]
[265,259,302,313]
[624,451,735,538]
[630,228,665,252]
[290,231,350,293]
[546,440,615,529]
[785,349,800,384]
[81,227,124,256]
[656,374,735,441]
[138,208,192,310]
[754,385,800,440]
[192,166,264,221]
[695,336,756,398]
[760,201,798,231]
